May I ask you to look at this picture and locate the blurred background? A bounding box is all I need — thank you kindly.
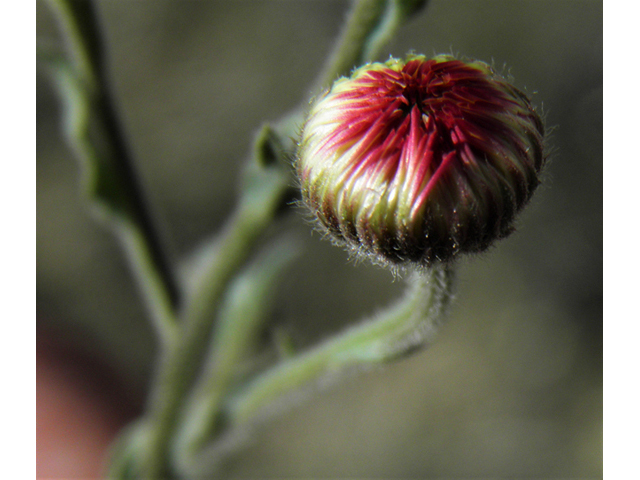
[37,0,602,478]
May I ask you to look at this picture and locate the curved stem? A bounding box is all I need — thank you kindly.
[179,265,454,476]
[43,0,180,342]
[41,1,436,477]
[134,0,434,473]
[228,264,454,425]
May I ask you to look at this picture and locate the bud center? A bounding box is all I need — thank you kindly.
[400,82,426,115]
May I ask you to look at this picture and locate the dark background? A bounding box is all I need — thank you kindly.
[37,1,602,477]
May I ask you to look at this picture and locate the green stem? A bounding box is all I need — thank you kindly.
[43,0,180,343]
[57,0,434,474]
[178,265,454,475]
[139,141,292,479]
[317,0,429,89]
[44,0,101,90]
[172,238,301,471]
[317,0,387,88]
[228,265,453,426]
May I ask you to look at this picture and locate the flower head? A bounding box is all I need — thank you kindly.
[296,54,545,267]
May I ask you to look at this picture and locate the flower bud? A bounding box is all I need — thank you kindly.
[296,54,545,267]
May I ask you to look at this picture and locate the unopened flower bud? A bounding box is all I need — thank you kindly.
[296,54,545,267]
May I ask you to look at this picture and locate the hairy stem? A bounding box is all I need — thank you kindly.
[175,265,454,476]
[229,265,453,425]
[43,0,180,343]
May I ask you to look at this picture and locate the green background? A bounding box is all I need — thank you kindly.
[37,1,602,477]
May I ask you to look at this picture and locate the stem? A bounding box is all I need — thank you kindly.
[139,151,292,479]
[317,0,387,88]
[317,0,429,89]
[228,265,454,426]
[44,0,101,89]
[176,265,454,476]
[40,0,434,475]
[43,0,180,342]
[134,0,434,473]
[171,238,301,470]
[93,88,181,315]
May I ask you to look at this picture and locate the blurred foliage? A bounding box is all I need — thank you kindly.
[37,0,602,477]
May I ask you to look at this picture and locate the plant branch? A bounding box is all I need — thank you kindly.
[228,264,454,426]
[42,0,180,344]
[41,0,441,478]
[138,125,294,479]
[176,265,454,476]
[317,0,429,89]
[171,238,302,471]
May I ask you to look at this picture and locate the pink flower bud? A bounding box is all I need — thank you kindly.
[296,54,545,267]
